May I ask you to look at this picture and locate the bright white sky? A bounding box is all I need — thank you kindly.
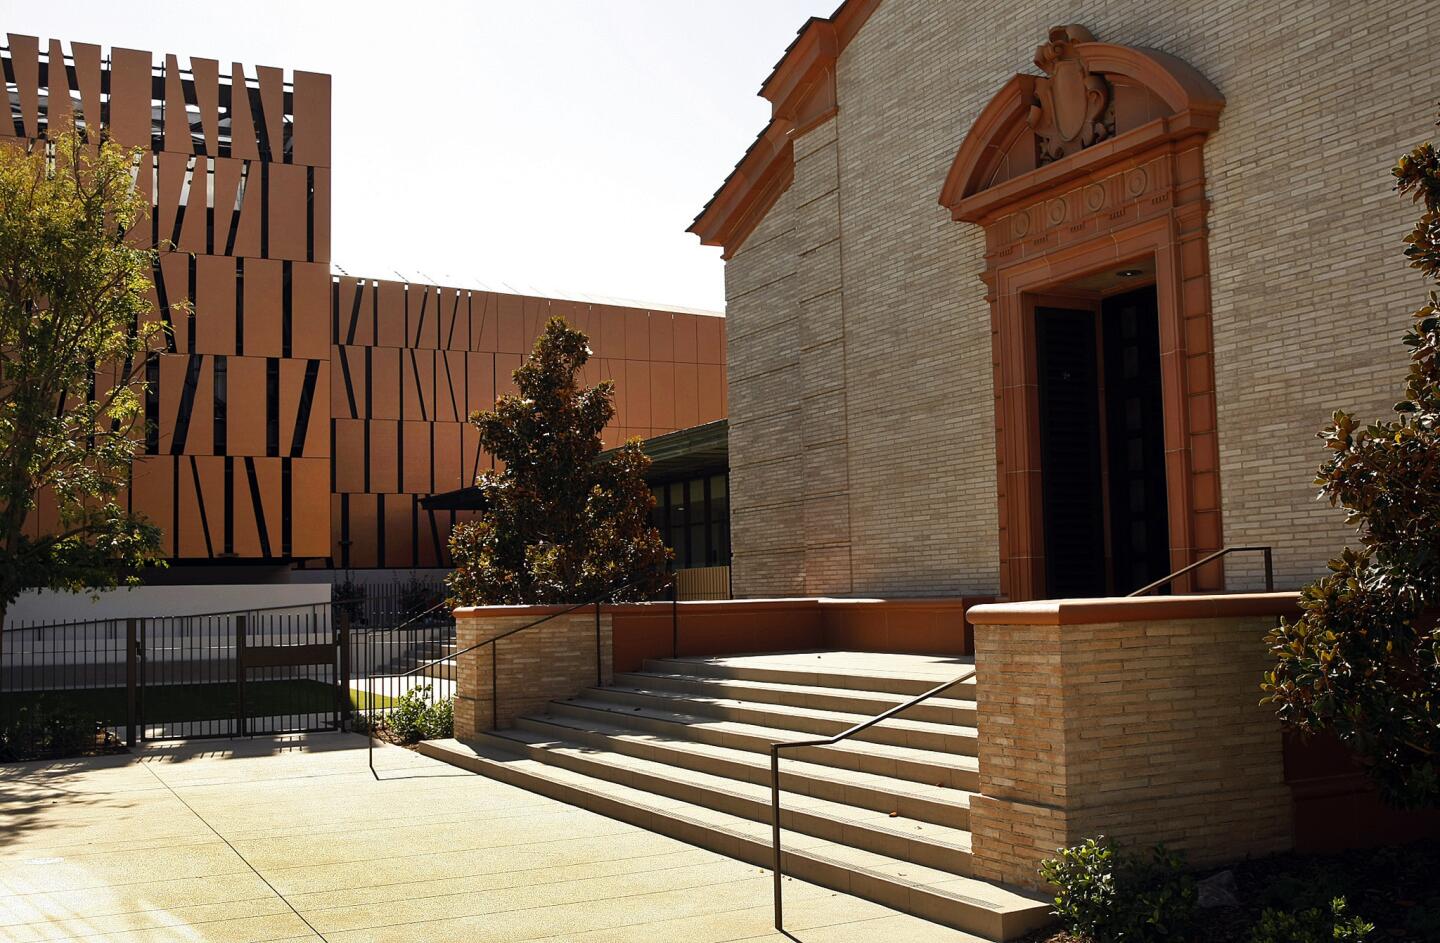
[0,0,835,313]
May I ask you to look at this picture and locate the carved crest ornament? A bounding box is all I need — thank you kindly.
[1027,25,1115,162]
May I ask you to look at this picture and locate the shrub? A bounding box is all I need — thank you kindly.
[1260,113,1440,808]
[383,684,453,744]
[1250,896,1373,943]
[1039,836,1197,942]
[0,696,99,760]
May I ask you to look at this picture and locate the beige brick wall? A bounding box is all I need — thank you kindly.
[723,0,1434,597]
[454,611,612,736]
[969,612,1292,888]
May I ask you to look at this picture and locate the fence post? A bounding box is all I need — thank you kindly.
[125,618,138,747]
[337,608,352,729]
[235,615,247,737]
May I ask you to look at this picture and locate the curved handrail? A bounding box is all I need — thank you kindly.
[768,667,977,933]
[1126,545,1273,597]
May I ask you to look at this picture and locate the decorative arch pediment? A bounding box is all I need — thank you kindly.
[939,26,1224,223]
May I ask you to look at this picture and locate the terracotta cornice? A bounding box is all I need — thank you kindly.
[689,0,881,259]
[939,39,1225,221]
[967,592,1299,626]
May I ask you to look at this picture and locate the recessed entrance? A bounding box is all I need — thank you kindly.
[1035,282,1170,597]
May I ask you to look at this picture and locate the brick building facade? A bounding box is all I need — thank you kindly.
[693,0,1430,600]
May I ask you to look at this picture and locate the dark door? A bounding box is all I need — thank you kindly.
[1035,306,1107,598]
[1101,287,1171,593]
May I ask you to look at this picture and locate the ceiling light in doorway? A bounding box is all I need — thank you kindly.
[1117,268,1143,278]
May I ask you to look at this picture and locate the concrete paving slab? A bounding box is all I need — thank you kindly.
[0,732,982,941]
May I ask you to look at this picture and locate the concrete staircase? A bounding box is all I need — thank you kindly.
[419,653,1052,941]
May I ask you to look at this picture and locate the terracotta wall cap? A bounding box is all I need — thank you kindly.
[454,595,984,620]
[966,592,1300,626]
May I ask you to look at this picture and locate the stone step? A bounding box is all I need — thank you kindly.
[644,655,978,698]
[515,712,973,830]
[614,670,978,727]
[543,697,979,791]
[585,684,978,754]
[417,737,1051,941]
[477,726,974,875]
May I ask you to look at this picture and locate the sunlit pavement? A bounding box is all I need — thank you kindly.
[0,731,987,942]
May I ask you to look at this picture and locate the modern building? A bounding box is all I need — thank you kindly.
[691,0,1431,601]
[1,33,727,589]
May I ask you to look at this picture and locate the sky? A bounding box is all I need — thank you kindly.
[0,1,836,313]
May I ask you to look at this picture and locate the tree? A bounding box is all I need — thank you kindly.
[1261,114,1440,808]
[0,128,167,651]
[446,316,669,605]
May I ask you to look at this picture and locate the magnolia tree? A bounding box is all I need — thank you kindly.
[1262,116,1440,808]
[446,316,669,605]
[0,128,168,653]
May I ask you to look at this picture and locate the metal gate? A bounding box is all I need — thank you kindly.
[133,603,350,742]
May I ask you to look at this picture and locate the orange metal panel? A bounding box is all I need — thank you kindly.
[623,361,651,429]
[195,255,237,355]
[280,359,328,457]
[369,419,399,493]
[598,305,626,359]
[46,40,73,134]
[465,351,496,417]
[674,363,699,428]
[312,167,331,263]
[227,357,267,455]
[290,458,330,557]
[698,364,724,423]
[410,285,438,349]
[333,418,365,492]
[163,55,192,154]
[190,57,221,155]
[382,493,415,568]
[522,296,548,347]
[332,345,364,420]
[370,347,400,420]
[648,313,675,364]
[256,66,285,162]
[107,47,153,150]
[417,508,442,568]
[696,315,723,364]
[432,422,463,494]
[335,278,373,347]
[243,258,283,357]
[345,493,378,567]
[212,157,241,254]
[267,163,308,261]
[158,251,191,354]
[650,362,676,431]
[496,353,522,398]
[462,422,485,486]
[436,287,459,350]
[402,349,434,422]
[674,315,698,363]
[6,34,39,139]
[178,162,209,254]
[130,456,176,556]
[177,456,223,557]
[377,280,406,348]
[496,294,524,353]
[305,361,330,457]
[72,42,104,138]
[155,152,186,250]
[291,262,330,359]
[228,64,259,160]
[470,292,498,351]
[231,456,280,557]
[401,420,432,494]
[436,350,465,423]
[291,70,331,167]
[624,309,650,361]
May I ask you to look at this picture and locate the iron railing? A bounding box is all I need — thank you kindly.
[767,667,977,934]
[364,572,679,777]
[1126,545,1274,597]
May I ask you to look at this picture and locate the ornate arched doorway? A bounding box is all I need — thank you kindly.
[939,26,1227,600]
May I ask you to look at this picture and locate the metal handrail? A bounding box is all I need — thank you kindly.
[365,571,676,776]
[1126,545,1274,597]
[768,667,977,934]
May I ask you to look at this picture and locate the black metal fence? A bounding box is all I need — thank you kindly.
[0,578,451,762]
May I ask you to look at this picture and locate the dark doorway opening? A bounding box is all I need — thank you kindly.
[1034,285,1170,597]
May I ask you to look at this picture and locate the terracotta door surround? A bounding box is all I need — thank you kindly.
[940,26,1227,600]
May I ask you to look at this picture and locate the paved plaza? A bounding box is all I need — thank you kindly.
[0,732,985,942]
